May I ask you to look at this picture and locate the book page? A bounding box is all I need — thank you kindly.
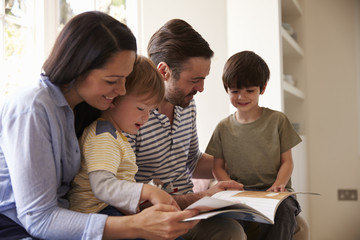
[212,191,293,221]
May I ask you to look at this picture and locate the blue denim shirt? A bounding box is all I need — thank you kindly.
[0,75,107,239]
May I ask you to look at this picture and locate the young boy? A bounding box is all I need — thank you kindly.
[68,56,179,216]
[205,51,302,239]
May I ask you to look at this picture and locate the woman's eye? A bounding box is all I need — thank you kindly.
[137,107,144,111]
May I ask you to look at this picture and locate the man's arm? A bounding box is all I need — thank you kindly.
[192,153,214,179]
[172,180,244,209]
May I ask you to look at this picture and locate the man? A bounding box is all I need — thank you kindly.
[126,19,247,240]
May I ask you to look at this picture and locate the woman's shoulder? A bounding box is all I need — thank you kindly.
[1,77,66,118]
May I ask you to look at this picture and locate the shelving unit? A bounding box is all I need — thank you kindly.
[280,0,306,135]
[226,0,309,220]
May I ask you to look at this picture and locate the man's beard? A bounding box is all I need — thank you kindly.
[166,89,197,108]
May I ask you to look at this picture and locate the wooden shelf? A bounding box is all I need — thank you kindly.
[283,81,304,99]
[281,27,303,57]
[281,0,303,18]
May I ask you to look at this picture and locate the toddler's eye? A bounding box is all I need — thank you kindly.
[137,107,144,111]
[106,80,117,85]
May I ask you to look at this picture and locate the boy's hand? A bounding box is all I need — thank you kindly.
[205,180,244,197]
[141,184,180,210]
[267,184,287,192]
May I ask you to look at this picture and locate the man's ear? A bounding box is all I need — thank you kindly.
[261,83,267,95]
[157,62,171,81]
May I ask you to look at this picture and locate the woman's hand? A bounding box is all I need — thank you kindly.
[133,204,199,240]
[103,204,199,240]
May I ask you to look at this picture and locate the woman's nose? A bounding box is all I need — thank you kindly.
[114,79,126,96]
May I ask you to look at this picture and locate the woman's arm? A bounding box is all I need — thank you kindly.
[103,204,199,240]
[1,98,106,239]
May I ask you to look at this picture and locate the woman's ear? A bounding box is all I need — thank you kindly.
[157,62,171,81]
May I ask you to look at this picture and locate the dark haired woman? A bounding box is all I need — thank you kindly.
[0,11,197,240]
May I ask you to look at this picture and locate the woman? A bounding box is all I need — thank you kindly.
[0,11,197,240]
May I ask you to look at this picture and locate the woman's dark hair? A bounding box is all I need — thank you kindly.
[147,19,214,79]
[43,11,136,86]
[222,51,270,93]
[43,11,137,138]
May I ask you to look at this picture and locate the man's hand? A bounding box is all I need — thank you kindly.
[204,180,244,197]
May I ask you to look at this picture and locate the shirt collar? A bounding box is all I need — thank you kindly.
[40,74,70,108]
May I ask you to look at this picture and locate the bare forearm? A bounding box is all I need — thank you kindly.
[172,192,206,210]
[213,168,231,181]
[192,153,214,179]
[173,180,244,210]
[274,160,293,186]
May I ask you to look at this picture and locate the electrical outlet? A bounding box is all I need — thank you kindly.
[338,189,358,201]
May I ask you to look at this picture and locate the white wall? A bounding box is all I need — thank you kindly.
[305,0,360,239]
[227,0,283,113]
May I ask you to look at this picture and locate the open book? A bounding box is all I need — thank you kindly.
[184,190,319,224]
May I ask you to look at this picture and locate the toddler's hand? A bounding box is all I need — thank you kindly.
[141,184,180,210]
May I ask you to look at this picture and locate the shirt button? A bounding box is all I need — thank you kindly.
[27,212,32,216]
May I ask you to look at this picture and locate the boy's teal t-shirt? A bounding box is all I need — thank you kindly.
[205,107,301,190]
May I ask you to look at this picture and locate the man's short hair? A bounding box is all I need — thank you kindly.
[147,19,214,79]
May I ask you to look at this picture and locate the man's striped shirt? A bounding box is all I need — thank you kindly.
[126,100,202,195]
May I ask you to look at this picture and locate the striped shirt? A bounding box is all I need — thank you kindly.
[68,119,138,213]
[126,100,202,195]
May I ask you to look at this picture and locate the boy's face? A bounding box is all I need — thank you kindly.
[227,86,265,114]
[108,94,156,134]
[164,57,211,108]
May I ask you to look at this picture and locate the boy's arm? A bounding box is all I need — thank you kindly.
[267,149,294,192]
[213,157,232,181]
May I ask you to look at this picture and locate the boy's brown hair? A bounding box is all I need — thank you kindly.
[222,51,270,92]
[115,55,164,105]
